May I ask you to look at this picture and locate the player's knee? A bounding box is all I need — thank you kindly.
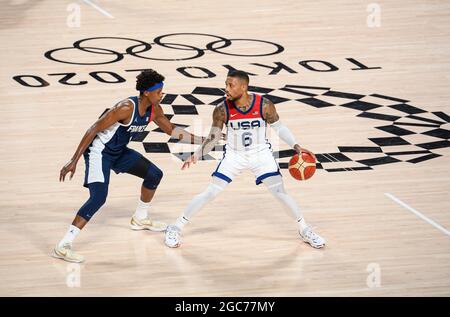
[90,182,108,205]
[155,166,163,181]
[202,191,216,201]
[210,187,222,198]
[266,182,286,198]
[77,183,108,221]
[143,165,163,190]
[95,191,108,206]
[200,183,223,200]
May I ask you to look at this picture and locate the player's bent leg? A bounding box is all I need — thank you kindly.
[165,176,229,248]
[181,176,228,221]
[126,156,167,232]
[76,182,109,221]
[262,175,326,249]
[52,182,109,263]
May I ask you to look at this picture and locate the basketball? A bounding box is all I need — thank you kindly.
[288,152,316,181]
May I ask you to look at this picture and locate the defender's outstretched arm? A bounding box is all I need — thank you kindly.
[153,103,205,144]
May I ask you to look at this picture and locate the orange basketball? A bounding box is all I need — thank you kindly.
[288,152,316,181]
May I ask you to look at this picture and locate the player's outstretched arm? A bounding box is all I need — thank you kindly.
[153,103,204,144]
[59,100,132,182]
[263,97,316,160]
[182,103,226,170]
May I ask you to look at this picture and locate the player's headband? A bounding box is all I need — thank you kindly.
[142,82,164,92]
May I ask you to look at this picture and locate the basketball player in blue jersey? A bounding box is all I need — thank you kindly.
[165,70,325,249]
[53,70,204,263]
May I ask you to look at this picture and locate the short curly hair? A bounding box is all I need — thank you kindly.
[136,69,165,92]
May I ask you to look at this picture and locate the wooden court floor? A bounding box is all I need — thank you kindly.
[0,0,449,296]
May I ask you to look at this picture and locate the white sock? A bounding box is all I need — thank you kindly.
[134,199,150,220]
[297,218,308,232]
[174,216,189,231]
[58,225,80,247]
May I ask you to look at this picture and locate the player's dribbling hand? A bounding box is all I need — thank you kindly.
[294,144,317,161]
[60,159,77,182]
[182,154,198,170]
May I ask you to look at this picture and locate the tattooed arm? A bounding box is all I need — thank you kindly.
[181,102,226,170]
[262,97,316,160]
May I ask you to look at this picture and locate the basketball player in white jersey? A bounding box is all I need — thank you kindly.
[165,70,325,249]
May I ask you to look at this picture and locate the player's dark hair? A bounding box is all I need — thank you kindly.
[227,70,249,84]
[136,69,165,93]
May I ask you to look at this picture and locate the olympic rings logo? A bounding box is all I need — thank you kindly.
[44,33,285,65]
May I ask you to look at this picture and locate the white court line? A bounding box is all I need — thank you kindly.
[81,0,114,18]
[384,193,450,236]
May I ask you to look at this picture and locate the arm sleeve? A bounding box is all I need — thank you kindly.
[270,120,298,148]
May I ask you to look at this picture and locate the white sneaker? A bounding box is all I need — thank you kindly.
[130,216,167,232]
[51,243,85,263]
[165,225,181,248]
[299,227,326,249]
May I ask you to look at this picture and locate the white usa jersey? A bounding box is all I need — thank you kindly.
[211,94,280,185]
[224,93,270,152]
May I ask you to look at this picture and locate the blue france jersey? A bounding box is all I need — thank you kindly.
[89,96,153,157]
